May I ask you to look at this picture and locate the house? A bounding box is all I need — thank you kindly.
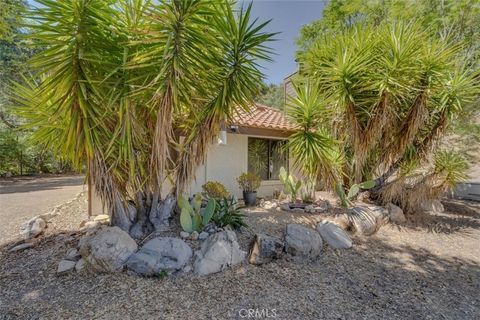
[188,103,298,199]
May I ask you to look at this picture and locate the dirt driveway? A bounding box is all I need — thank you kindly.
[0,175,85,245]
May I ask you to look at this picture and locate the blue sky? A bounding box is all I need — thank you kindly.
[241,1,326,84]
[27,0,326,84]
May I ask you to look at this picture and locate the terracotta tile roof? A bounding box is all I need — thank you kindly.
[231,103,296,132]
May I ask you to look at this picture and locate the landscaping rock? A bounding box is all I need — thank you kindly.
[93,214,110,224]
[421,199,444,213]
[65,248,81,261]
[348,205,387,235]
[20,217,46,239]
[284,224,323,258]
[316,200,331,212]
[248,234,284,265]
[75,259,86,272]
[190,231,199,241]
[316,221,352,249]
[262,201,278,210]
[304,205,315,213]
[203,223,216,234]
[180,231,190,239]
[8,242,34,252]
[126,237,192,276]
[387,203,406,223]
[198,231,209,240]
[80,221,101,231]
[193,230,246,276]
[280,204,291,212]
[57,259,76,274]
[38,210,59,222]
[79,226,137,273]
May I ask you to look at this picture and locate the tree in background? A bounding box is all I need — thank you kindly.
[0,0,70,175]
[298,0,480,64]
[13,0,273,238]
[290,23,479,213]
[255,83,285,109]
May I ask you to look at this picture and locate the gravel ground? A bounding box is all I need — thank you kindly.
[0,193,479,320]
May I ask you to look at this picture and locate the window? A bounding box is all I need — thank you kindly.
[248,137,288,180]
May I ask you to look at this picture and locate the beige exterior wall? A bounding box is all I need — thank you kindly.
[189,133,294,199]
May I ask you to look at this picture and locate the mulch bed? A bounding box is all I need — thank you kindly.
[0,194,479,319]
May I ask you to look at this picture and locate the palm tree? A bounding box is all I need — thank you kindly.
[14,0,273,238]
[294,22,478,211]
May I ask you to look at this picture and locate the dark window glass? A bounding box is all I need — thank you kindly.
[248,138,288,180]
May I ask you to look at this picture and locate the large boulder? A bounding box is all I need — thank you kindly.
[193,230,246,276]
[79,226,137,273]
[20,217,46,239]
[348,205,387,236]
[126,237,192,276]
[316,221,352,249]
[284,224,323,258]
[387,203,406,223]
[248,234,284,265]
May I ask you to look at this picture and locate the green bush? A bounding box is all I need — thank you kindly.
[201,181,229,199]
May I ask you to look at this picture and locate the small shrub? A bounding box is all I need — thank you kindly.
[212,197,248,229]
[237,172,261,192]
[201,181,229,199]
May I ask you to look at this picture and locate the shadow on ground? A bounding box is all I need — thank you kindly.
[400,199,480,235]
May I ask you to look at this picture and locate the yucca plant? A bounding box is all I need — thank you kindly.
[285,81,343,192]
[13,0,274,238]
[378,150,469,213]
[295,22,479,212]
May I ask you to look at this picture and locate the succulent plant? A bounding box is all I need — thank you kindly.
[178,193,216,233]
[335,180,375,208]
[279,167,302,202]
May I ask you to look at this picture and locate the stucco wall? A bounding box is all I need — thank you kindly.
[189,133,291,199]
